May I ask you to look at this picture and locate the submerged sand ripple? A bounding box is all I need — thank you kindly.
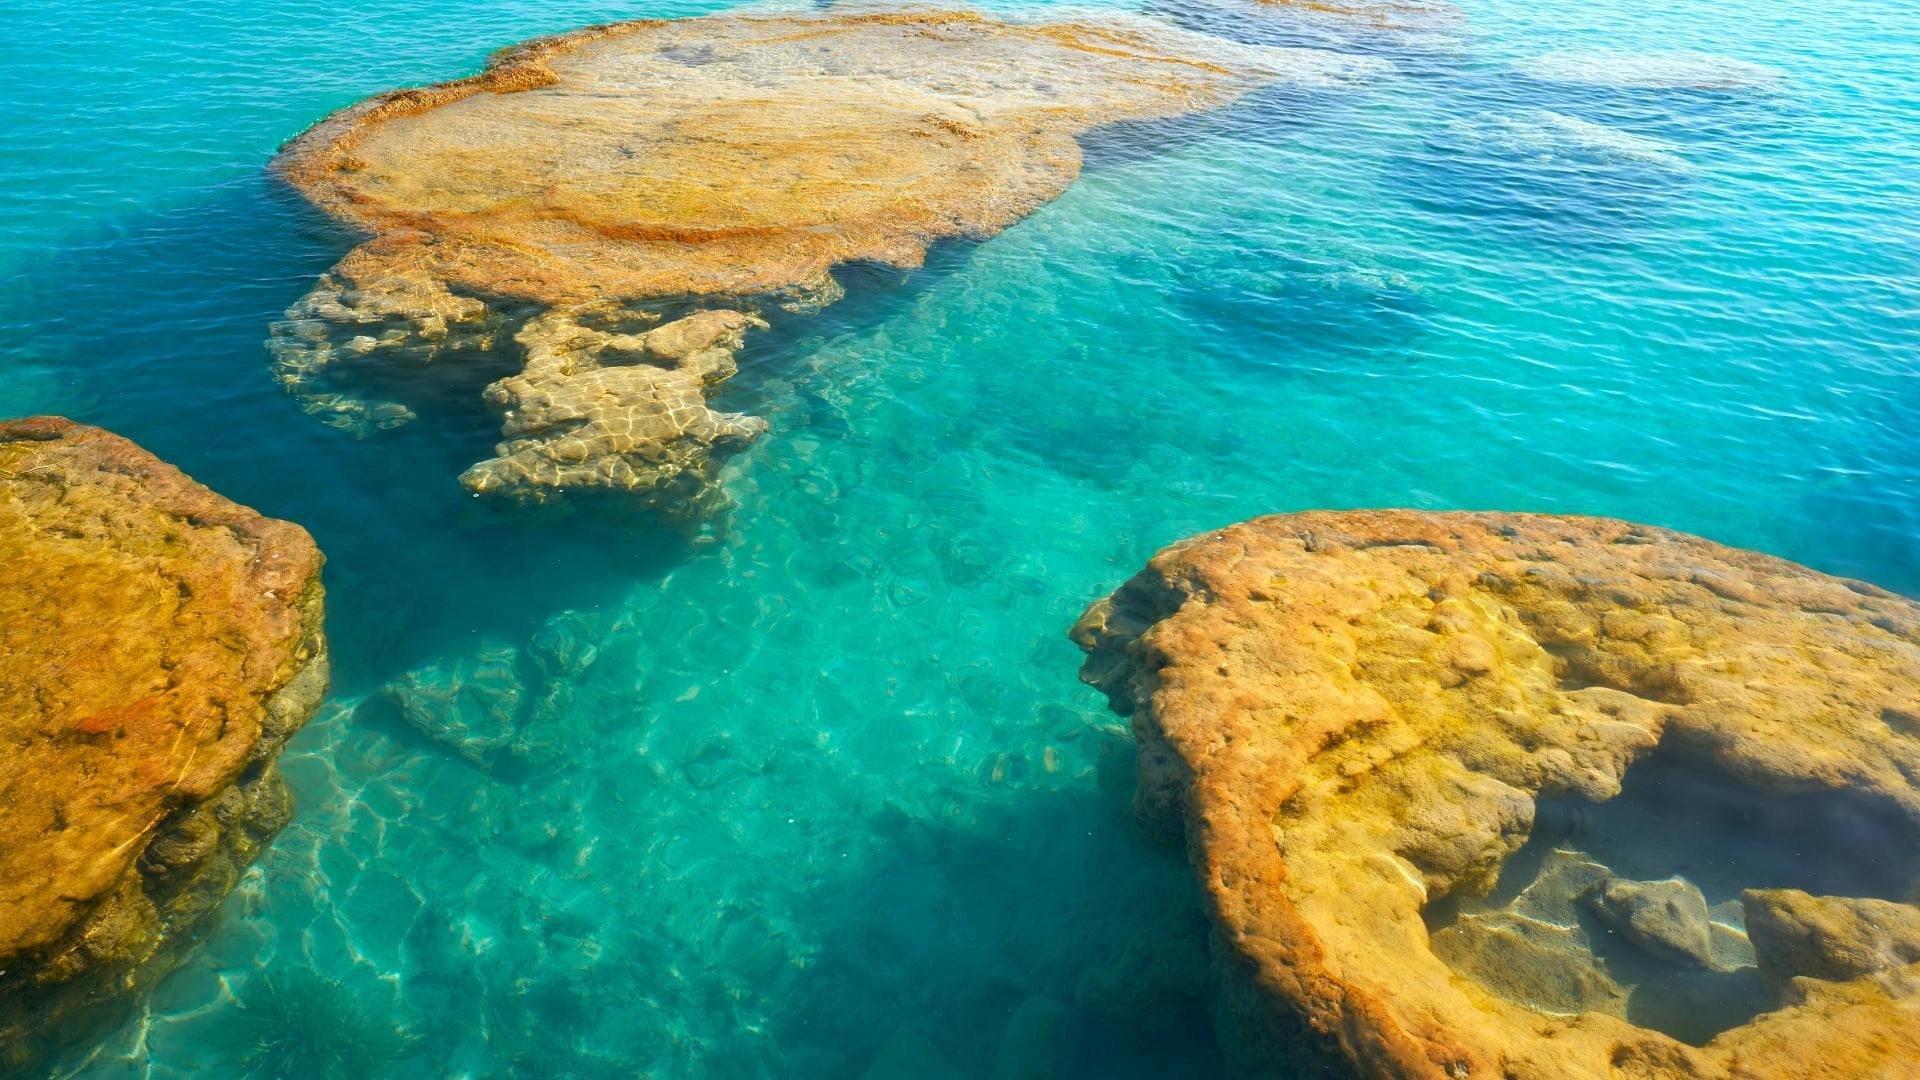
[271,10,1366,511]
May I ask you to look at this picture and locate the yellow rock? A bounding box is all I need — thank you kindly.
[1744,888,1920,986]
[0,417,328,1075]
[269,10,1334,509]
[1072,510,1920,1079]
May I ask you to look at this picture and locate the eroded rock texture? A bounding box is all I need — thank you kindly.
[1072,510,1920,1080]
[0,417,327,1075]
[270,9,1361,511]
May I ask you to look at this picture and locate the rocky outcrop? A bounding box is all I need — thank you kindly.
[270,10,1375,512]
[1072,510,1920,1079]
[1743,889,1920,988]
[0,417,328,1076]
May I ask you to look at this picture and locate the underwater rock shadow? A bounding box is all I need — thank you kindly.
[770,772,1355,1080]
[0,177,699,691]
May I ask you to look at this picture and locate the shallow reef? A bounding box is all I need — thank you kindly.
[0,417,328,1077]
[1073,509,1920,1079]
[269,8,1379,513]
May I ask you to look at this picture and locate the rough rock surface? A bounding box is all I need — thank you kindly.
[270,10,1359,510]
[460,305,767,508]
[0,417,328,1075]
[1585,876,1716,969]
[1072,510,1920,1080]
[1744,889,1920,987]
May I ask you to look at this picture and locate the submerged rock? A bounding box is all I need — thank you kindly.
[1431,910,1630,1016]
[379,641,531,768]
[270,10,1374,513]
[1442,109,1695,173]
[859,1025,969,1080]
[460,305,768,510]
[990,995,1081,1080]
[1255,0,1464,32]
[1585,876,1717,969]
[0,417,328,1075]
[1072,510,1920,1079]
[364,608,606,773]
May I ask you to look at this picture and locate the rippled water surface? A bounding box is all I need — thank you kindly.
[4,0,1917,1075]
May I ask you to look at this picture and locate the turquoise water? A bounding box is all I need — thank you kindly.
[4,0,1918,1075]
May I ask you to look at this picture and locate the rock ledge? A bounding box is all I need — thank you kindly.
[1073,510,1920,1079]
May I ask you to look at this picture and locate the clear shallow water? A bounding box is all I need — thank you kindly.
[2,0,1917,1076]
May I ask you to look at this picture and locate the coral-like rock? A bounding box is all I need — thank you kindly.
[0,417,327,1075]
[1072,510,1920,1079]
[459,305,768,508]
[270,10,1363,511]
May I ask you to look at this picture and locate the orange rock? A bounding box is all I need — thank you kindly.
[0,417,327,1074]
[1072,510,1920,1079]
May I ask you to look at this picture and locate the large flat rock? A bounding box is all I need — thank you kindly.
[1072,510,1920,1079]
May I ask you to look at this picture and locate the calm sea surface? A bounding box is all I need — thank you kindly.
[3,0,1916,1075]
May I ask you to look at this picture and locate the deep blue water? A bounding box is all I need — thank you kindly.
[3,0,1917,1076]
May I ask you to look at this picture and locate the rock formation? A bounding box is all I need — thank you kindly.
[1743,889,1920,988]
[270,10,1374,512]
[0,417,328,1075]
[1072,510,1920,1079]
